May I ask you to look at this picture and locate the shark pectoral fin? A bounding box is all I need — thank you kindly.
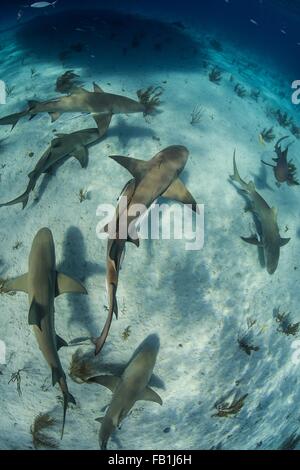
[73,145,89,168]
[241,235,262,246]
[93,82,105,93]
[56,334,68,350]
[138,386,163,405]
[93,112,112,138]
[55,272,87,296]
[280,237,291,247]
[162,178,198,212]
[4,273,28,293]
[95,417,104,423]
[88,375,120,392]
[109,155,149,180]
[49,112,61,123]
[28,299,46,330]
[271,207,278,221]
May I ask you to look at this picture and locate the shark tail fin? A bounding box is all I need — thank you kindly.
[0,183,33,209]
[61,390,76,440]
[94,285,117,355]
[0,111,28,130]
[230,150,253,192]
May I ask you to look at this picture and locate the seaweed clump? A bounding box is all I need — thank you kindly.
[275,110,293,128]
[260,127,275,143]
[212,394,248,418]
[137,86,163,115]
[69,348,96,383]
[274,308,300,336]
[190,105,204,125]
[56,70,81,94]
[30,413,59,450]
[234,83,247,98]
[208,67,222,84]
[278,432,300,450]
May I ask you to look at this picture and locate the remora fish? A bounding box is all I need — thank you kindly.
[0,128,101,209]
[4,228,87,437]
[230,151,290,274]
[0,83,146,133]
[261,136,299,186]
[89,335,162,450]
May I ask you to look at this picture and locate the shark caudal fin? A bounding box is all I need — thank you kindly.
[0,110,28,130]
[230,151,254,193]
[94,284,117,355]
[0,186,31,209]
[61,391,76,439]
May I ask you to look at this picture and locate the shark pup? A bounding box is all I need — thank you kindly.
[230,151,290,274]
[95,145,198,354]
[261,136,299,186]
[0,128,101,209]
[89,335,162,450]
[4,228,87,437]
[0,83,155,133]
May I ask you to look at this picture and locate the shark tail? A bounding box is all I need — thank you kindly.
[0,110,28,129]
[0,188,30,209]
[230,150,253,193]
[61,390,76,439]
[94,285,117,356]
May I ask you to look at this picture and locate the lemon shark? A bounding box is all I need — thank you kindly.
[0,127,101,209]
[230,151,290,274]
[95,179,136,356]
[261,136,299,186]
[89,335,162,450]
[0,83,145,133]
[4,228,87,437]
[94,145,198,355]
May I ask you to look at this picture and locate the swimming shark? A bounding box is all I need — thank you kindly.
[89,335,162,450]
[0,83,147,133]
[95,179,136,356]
[0,127,101,209]
[230,151,290,274]
[3,228,87,437]
[94,145,198,355]
[261,136,299,186]
[107,145,198,244]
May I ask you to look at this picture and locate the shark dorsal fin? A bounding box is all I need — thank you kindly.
[55,272,87,296]
[109,155,149,180]
[162,178,198,212]
[93,82,105,93]
[88,375,120,392]
[28,299,46,330]
[138,386,163,405]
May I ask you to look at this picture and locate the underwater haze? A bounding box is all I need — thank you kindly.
[0,0,300,451]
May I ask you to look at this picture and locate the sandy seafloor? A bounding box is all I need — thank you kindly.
[0,7,300,451]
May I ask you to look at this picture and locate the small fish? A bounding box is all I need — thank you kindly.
[259,134,266,146]
[280,29,287,35]
[17,9,23,21]
[28,1,58,8]
[250,19,259,26]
